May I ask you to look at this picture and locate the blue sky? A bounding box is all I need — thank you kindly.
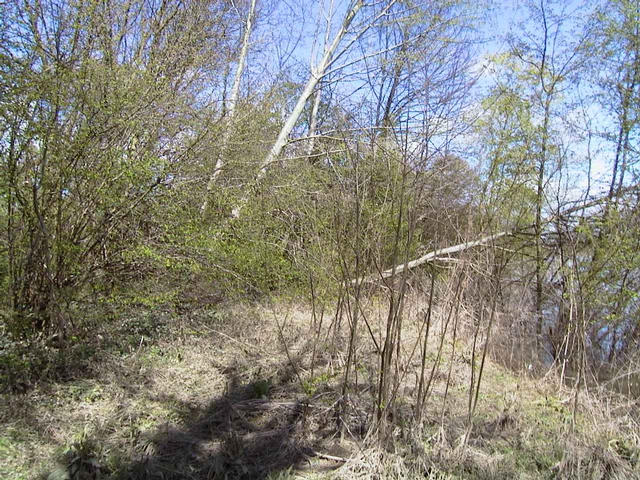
[243,0,621,201]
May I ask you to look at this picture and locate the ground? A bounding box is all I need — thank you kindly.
[1,298,639,479]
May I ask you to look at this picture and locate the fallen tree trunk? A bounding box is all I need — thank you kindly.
[231,0,400,217]
[352,231,511,284]
[350,182,640,286]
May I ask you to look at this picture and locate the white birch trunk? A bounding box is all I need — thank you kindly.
[201,0,257,215]
[347,183,640,286]
[307,0,335,159]
[232,0,373,217]
[306,83,323,158]
[257,0,364,176]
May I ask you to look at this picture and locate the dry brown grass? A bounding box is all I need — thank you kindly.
[1,294,639,479]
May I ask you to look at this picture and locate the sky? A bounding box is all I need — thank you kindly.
[477,0,621,201]
[241,0,623,203]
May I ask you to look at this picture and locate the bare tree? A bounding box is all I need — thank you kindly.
[231,0,402,216]
[201,0,258,215]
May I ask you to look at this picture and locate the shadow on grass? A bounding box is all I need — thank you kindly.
[16,306,347,479]
[121,382,311,479]
[49,358,319,480]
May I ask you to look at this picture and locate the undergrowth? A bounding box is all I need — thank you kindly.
[1,297,639,479]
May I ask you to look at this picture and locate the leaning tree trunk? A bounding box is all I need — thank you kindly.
[201,0,257,215]
[232,0,400,217]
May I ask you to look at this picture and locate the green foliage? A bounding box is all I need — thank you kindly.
[302,372,334,395]
[266,467,295,480]
[574,203,640,346]
[0,337,61,392]
[50,427,109,480]
[477,84,538,230]
[252,378,272,398]
[609,437,640,467]
[0,0,231,335]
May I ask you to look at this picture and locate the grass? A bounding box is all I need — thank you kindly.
[1,296,639,479]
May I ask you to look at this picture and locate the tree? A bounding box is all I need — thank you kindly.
[482,0,591,352]
[0,0,231,333]
[231,0,411,216]
[201,0,258,215]
[595,0,640,201]
[568,0,640,364]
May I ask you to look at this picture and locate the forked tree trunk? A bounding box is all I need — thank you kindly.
[232,0,399,217]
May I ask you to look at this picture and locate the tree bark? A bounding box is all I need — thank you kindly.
[201,0,257,215]
[232,0,399,217]
[352,231,510,284]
